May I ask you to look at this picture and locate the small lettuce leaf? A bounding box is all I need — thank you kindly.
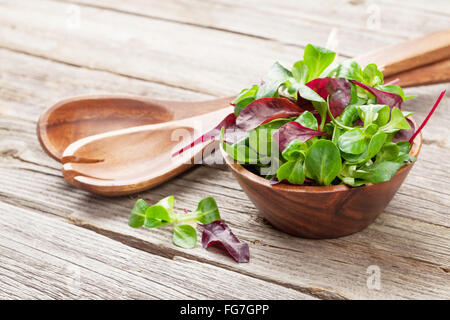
[305,139,342,186]
[128,199,149,228]
[173,224,197,249]
[277,159,305,185]
[303,44,336,81]
[355,161,405,183]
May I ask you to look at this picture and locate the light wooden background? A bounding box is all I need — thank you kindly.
[0,0,449,299]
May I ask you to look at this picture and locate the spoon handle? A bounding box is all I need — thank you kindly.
[355,29,450,77]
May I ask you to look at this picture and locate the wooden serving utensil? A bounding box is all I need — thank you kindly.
[37,29,450,164]
[37,95,234,161]
[46,29,450,196]
[62,106,233,196]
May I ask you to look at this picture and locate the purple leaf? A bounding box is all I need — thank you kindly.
[297,78,352,120]
[392,118,415,142]
[352,80,403,108]
[235,97,304,131]
[273,121,328,152]
[198,220,250,263]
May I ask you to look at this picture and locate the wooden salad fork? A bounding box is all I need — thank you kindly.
[39,29,450,196]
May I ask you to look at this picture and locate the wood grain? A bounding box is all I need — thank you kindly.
[0,0,449,300]
[0,201,313,300]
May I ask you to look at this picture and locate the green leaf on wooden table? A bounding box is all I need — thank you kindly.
[295,111,318,130]
[145,204,172,228]
[380,107,411,133]
[338,128,369,154]
[354,161,405,183]
[303,44,336,81]
[193,197,221,224]
[128,199,148,228]
[305,139,342,186]
[173,224,197,249]
[277,159,305,184]
[256,62,292,99]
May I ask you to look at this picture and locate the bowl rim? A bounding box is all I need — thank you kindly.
[220,117,423,193]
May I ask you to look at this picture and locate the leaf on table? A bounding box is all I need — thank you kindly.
[173,224,197,249]
[198,220,250,263]
[128,199,148,228]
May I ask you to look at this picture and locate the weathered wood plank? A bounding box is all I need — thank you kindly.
[0,0,301,96]
[56,0,450,56]
[0,201,314,300]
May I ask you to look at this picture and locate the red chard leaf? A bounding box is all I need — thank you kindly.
[273,121,328,151]
[298,78,352,120]
[235,97,304,131]
[198,220,250,263]
[409,90,446,143]
[352,80,403,108]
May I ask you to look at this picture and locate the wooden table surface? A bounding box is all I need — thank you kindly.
[0,0,449,300]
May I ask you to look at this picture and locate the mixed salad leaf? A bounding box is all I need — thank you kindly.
[128,195,250,263]
[176,44,445,187]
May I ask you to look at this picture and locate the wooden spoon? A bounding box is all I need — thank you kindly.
[62,106,234,196]
[37,29,450,163]
[37,94,234,161]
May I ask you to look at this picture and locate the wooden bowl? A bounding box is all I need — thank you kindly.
[221,130,422,239]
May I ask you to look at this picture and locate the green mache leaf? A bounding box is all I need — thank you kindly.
[145,204,173,228]
[397,141,411,154]
[335,60,365,82]
[376,84,416,101]
[380,107,411,133]
[281,140,307,161]
[338,104,359,126]
[295,111,318,130]
[342,130,387,164]
[232,85,258,116]
[338,128,369,154]
[248,118,290,157]
[332,126,344,145]
[298,84,326,103]
[355,161,405,183]
[375,142,399,163]
[340,176,368,187]
[128,199,148,228]
[221,128,259,164]
[357,104,390,127]
[277,159,305,184]
[173,224,197,249]
[194,197,221,224]
[363,123,379,137]
[292,61,309,84]
[303,44,336,81]
[312,101,328,130]
[305,140,342,186]
[256,62,292,99]
[362,63,384,87]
